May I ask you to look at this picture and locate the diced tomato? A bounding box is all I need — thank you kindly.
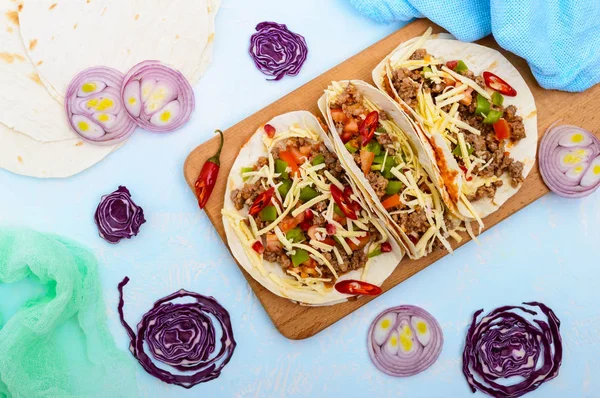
[408,235,418,244]
[299,221,312,231]
[493,118,511,140]
[459,87,473,106]
[278,150,300,176]
[346,233,370,251]
[334,279,382,296]
[360,149,375,175]
[331,108,348,124]
[288,146,306,164]
[445,60,459,70]
[302,258,317,268]
[381,241,392,253]
[263,124,276,138]
[248,187,275,216]
[343,118,359,135]
[280,213,304,233]
[443,77,456,87]
[326,223,336,235]
[332,212,346,223]
[483,71,517,97]
[265,233,282,252]
[304,209,314,222]
[381,194,401,210]
[252,241,265,254]
[340,131,354,143]
[322,237,336,246]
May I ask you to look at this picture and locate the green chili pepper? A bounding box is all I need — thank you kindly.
[259,205,277,222]
[365,140,382,155]
[385,180,403,195]
[278,179,292,199]
[291,248,310,266]
[483,109,503,125]
[299,186,319,202]
[492,91,504,106]
[311,154,325,166]
[475,94,491,117]
[286,227,306,243]
[275,159,289,179]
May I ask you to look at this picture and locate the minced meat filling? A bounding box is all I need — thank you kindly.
[390,47,528,196]
[230,135,381,281]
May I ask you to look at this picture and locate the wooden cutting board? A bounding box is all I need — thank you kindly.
[183,19,600,340]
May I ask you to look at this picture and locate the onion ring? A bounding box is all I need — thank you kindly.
[367,305,443,377]
[462,302,562,398]
[65,66,137,145]
[121,61,195,132]
[539,123,600,198]
[118,277,236,388]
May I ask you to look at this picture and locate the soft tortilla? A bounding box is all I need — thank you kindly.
[222,111,403,306]
[0,0,119,178]
[373,33,537,218]
[18,0,219,103]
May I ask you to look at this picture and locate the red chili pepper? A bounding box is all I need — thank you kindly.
[381,241,392,253]
[483,71,517,97]
[195,130,224,209]
[343,186,353,197]
[334,279,382,296]
[359,111,379,146]
[264,124,276,138]
[330,185,357,220]
[408,235,418,244]
[248,187,275,216]
[304,209,314,222]
[252,241,265,254]
[458,165,473,181]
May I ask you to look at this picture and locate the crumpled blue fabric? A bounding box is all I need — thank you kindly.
[349,0,600,92]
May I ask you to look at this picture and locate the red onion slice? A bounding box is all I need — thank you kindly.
[121,61,194,133]
[539,123,600,198]
[65,66,137,145]
[462,302,562,398]
[368,305,443,377]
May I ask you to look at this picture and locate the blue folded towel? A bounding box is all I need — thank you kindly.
[349,0,600,92]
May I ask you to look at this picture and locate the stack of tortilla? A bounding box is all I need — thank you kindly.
[0,0,220,178]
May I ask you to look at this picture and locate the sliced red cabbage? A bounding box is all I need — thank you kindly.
[121,61,195,132]
[94,186,145,244]
[249,21,308,81]
[117,277,236,388]
[462,302,562,397]
[65,66,137,145]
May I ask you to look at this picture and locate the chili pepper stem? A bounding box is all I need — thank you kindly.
[208,130,224,166]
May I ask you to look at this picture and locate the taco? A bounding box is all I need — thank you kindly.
[221,111,403,306]
[318,81,467,259]
[372,28,538,221]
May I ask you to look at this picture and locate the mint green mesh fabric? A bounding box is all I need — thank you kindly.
[0,228,138,398]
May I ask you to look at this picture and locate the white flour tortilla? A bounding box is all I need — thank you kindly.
[222,111,403,306]
[18,0,219,103]
[0,0,119,178]
[373,34,537,219]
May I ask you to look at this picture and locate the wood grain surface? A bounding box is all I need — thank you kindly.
[183,19,600,339]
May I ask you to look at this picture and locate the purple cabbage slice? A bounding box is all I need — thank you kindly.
[94,186,145,244]
[249,21,308,81]
[462,302,562,397]
[117,277,236,388]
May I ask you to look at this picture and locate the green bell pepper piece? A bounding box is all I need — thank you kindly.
[311,154,325,166]
[483,109,503,125]
[368,248,382,258]
[373,154,386,164]
[286,227,306,243]
[364,140,382,156]
[275,159,289,179]
[299,186,319,202]
[291,249,310,267]
[381,157,397,179]
[259,205,277,222]
[385,180,403,195]
[452,144,474,157]
[475,94,491,116]
[422,66,432,75]
[278,179,292,199]
[492,91,504,106]
[345,141,358,154]
[241,166,254,181]
[454,60,469,73]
